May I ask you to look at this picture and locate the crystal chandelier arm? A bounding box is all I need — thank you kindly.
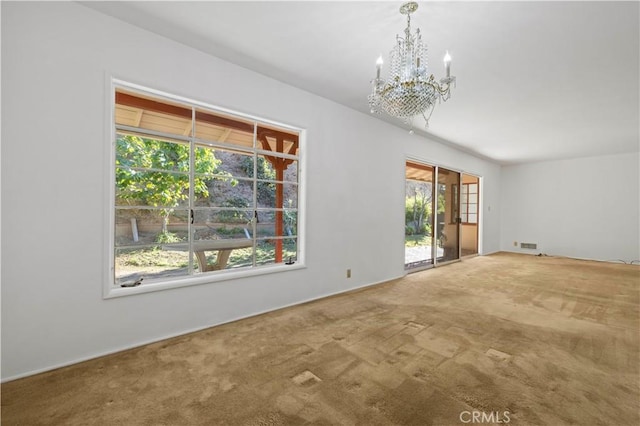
[423,74,455,98]
[432,79,454,96]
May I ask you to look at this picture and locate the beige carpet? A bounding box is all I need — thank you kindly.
[2,253,639,425]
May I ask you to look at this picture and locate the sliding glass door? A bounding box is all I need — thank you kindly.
[406,161,465,271]
[435,167,461,263]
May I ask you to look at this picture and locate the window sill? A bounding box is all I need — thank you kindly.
[104,262,306,299]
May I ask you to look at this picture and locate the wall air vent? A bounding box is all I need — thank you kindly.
[520,243,537,249]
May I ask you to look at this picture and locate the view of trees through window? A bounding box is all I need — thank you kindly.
[113,85,300,287]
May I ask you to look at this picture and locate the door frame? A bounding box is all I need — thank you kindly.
[404,160,436,271]
[460,172,482,259]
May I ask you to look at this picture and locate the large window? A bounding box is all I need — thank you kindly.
[110,82,303,293]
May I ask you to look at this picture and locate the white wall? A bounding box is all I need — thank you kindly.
[1,2,501,380]
[500,152,640,262]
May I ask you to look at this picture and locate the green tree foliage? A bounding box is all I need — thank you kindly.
[115,135,222,237]
[405,181,432,235]
[241,156,276,206]
[218,196,252,223]
[283,199,297,236]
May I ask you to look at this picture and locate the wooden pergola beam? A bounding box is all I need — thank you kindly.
[116,92,299,142]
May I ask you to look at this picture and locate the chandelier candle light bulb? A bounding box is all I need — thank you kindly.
[368,1,456,128]
[444,51,451,78]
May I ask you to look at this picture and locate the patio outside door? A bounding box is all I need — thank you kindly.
[405,161,435,270]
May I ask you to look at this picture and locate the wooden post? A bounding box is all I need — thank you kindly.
[258,132,298,264]
[130,218,139,242]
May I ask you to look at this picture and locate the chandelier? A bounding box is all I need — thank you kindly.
[368,1,455,128]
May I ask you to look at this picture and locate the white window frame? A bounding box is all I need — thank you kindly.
[460,182,478,224]
[104,78,306,299]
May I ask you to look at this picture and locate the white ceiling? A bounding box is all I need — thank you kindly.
[82,1,639,165]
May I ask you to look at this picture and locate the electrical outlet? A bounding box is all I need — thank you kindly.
[346,269,351,278]
[513,241,517,247]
